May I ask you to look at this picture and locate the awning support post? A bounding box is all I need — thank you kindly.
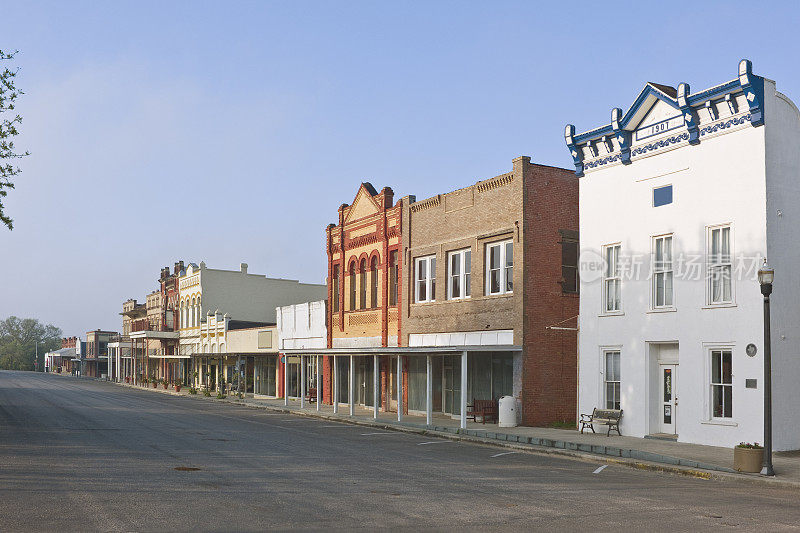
[317,354,321,412]
[373,354,379,420]
[349,354,355,417]
[283,353,289,407]
[300,354,306,409]
[333,356,339,414]
[397,355,403,422]
[426,354,432,427]
[460,350,467,430]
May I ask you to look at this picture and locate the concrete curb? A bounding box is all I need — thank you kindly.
[106,379,800,489]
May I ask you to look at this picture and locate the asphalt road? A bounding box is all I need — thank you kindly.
[1,371,799,532]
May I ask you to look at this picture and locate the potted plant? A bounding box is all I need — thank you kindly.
[174,380,182,393]
[163,380,169,390]
[734,442,764,473]
[202,387,211,397]
[124,376,130,384]
[188,386,197,395]
[152,377,159,389]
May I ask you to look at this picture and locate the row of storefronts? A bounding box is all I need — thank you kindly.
[52,59,800,450]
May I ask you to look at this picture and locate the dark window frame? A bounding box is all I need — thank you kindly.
[559,229,579,294]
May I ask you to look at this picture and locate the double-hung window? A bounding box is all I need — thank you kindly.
[653,235,673,308]
[447,248,471,300]
[603,244,621,312]
[708,226,732,304]
[710,349,732,418]
[415,255,436,303]
[486,240,513,295]
[604,351,621,410]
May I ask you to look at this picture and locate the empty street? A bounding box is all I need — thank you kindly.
[1,371,799,531]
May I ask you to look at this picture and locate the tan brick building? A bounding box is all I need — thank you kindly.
[324,183,404,407]
[401,156,578,426]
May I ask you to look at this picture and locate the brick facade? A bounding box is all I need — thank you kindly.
[521,160,579,426]
[324,184,404,407]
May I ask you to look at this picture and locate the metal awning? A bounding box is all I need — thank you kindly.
[190,352,278,357]
[280,345,522,356]
[129,331,179,340]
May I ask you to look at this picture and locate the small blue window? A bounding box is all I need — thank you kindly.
[653,185,673,207]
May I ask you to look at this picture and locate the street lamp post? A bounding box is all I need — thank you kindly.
[758,261,775,477]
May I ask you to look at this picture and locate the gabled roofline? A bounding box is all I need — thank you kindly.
[564,59,766,176]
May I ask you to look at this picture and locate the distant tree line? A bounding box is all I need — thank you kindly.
[0,316,62,370]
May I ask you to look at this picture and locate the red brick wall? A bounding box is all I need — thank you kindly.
[521,163,579,426]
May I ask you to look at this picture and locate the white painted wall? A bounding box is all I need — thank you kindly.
[277,301,327,350]
[579,105,771,448]
[764,79,800,450]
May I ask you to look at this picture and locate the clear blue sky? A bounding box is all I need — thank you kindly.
[2,1,799,336]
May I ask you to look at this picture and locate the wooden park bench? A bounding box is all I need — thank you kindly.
[580,408,623,436]
[305,387,317,403]
[467,399,498,424]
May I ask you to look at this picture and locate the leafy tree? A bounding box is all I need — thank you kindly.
[0,316,62,371]
[0,50,28,230]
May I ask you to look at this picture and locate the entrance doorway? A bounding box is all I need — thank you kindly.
[659,364,677,434]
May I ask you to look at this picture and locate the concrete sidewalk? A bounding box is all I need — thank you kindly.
[109,378,800,488]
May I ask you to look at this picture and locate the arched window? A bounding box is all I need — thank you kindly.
[359,259,367,310]
[196,297,201,328]
[180,301,186,328]
[370,256,379,308]
[191,297,196,327]
[349,261,357,310]
[332,265,340,313]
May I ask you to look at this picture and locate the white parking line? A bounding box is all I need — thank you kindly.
[490,451,519,458]
[593,465,609,474]
[417,441,449,446]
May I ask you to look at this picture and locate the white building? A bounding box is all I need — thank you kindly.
[276,300,327,399]
[566,60,800,449]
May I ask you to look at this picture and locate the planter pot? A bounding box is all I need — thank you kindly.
[734,447,764,473]
[175,386,181,392]
[163,383,168,389]
[152,383,158,388]
[125,377,130,383]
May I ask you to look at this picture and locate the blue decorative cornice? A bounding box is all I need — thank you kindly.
[611,108,631,164]
[699,113,752,137]
[565,59,765,176]
[738,59,764,126]
[677,83,699,145]
[631,131,690,157]
[583,153,621,171]
[564,124,584,177]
